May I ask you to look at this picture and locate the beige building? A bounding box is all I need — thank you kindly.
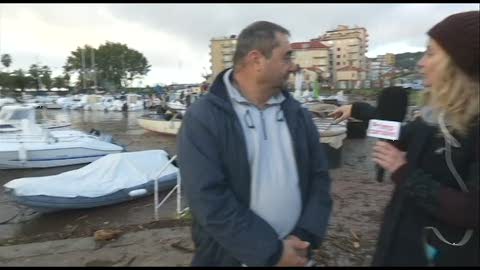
[336,66,367,89]
[312,25,369,87]
[209,35,237,80]
[378,53,396,66]
[286,41,331,90]
[290,41,330,74]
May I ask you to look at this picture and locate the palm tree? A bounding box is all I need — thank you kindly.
[1,54,12,72]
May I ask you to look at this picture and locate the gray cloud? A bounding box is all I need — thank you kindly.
[108,4,477,48]
[1,3,477,84]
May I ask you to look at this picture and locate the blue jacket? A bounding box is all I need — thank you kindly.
[177,69,333,266]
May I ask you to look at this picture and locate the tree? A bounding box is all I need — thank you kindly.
[11,69,30,91]
[64,42,151,90]
[0,72,13,91]
[1,54,12,71]
[63,73,71,88]
[394,52,423,70]
[40,65,52,90]
[28,64,42,90]
[52,75,69,89]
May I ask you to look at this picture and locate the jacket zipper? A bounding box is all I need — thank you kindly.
[260,110,267,140]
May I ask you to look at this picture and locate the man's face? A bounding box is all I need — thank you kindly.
[260,33,296,90]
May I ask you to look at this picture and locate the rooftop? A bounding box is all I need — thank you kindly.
[291,41,329,50]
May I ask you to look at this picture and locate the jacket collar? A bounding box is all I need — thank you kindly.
[207,68,302,115]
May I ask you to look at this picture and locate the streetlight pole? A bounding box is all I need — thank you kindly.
[91,48,97,92]
[81,48,87,90]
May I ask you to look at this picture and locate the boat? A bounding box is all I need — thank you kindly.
[0,105,71,133]
[166,100,186,115]
[0,110,123,169]
[106,94,144,112]
[137,111,182,135]
[82,95,103,111]
[90,96,115,111]
[126,94,144,111]
[3,150,178,212]
[0,97,18,108]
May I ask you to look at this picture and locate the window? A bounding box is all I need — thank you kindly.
[337,48,341,51]
[337,55,340,58]
[337,62,340,65]
[343,55,346,58]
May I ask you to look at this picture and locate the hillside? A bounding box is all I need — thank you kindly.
[394,51,424,70]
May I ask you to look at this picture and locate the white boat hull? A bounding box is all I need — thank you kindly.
[45,103,63,109]
[0,148,120,169]
[0,130,124,169]
[137,116,181,135]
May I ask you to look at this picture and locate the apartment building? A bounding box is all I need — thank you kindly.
[367,53,396,78]
[287,41,331,88]
[209,35,237,80]
[378,53,396,66]
[336,66,367,89]
[209,24,370,89]
[290,41,330,71]
[312,25,369,87]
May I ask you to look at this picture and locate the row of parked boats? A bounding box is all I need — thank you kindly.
[135,91,348,136]
[20,93,149,111]
[0,90,348,214]
[0,103,179,213]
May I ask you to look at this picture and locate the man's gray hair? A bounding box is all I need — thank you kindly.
[233,21,290,68]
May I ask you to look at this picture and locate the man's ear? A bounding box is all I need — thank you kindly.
[246,50,265,72]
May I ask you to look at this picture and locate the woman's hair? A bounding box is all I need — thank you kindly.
[422,52,479,136]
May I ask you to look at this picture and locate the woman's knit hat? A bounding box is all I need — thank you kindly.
[428,10,479,80]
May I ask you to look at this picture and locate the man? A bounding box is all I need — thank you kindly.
[177,21,332,266]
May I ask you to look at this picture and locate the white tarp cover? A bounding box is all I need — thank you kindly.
[312,118,347,149]
[4,150,178,197]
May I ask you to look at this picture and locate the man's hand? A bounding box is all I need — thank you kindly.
[286,235,309,258]
[328,104,352,123]
[276,237,310,266]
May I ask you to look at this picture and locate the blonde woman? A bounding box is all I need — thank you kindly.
[331,11,478,266]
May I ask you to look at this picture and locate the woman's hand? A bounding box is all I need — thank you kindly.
[372,141,407,173]
[328,104,352,123]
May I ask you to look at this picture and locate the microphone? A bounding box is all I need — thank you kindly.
[374,86,409,182]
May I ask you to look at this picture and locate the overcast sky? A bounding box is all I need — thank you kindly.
[0,3,478,86]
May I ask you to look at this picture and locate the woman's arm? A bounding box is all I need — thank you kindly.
[392,163,478,228]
